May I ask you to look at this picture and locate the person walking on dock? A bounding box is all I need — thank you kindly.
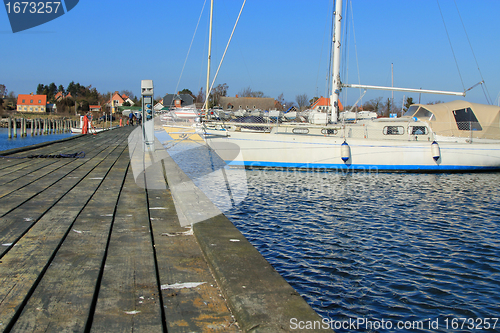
[136,112,142,125]
[128,112,134,126]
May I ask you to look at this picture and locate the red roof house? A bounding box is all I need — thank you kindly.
[310,96,343,112]
[17,93,47,113]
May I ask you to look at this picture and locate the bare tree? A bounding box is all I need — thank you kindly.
[238,86,265,98]
[209,83,228,108]
[363,97,383,115]
[295,93,309,111]
[120,90,135,100]
[196,87,205,104]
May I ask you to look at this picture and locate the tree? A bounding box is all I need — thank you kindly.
[363,97,383,115]
[0,84,5,114]
[47,82,57,101]
[120,90,135,100]
[209,83,228,108]
[403,97,414,113]
[295,93,309,111]
[36,83,45,95]
[196,87,205,104]
[5,91,16,111]
[384,98,392,117]
[58,84,65,93]
[427,100,444,105]
[275,93,285,110]
[179,88,193,97]
[238,86,264,98]
[67,81,77,97]
[309,96,319,105]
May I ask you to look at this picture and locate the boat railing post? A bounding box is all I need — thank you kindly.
[470,121,473,143]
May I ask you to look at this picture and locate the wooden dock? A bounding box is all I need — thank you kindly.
[0,126,326,332]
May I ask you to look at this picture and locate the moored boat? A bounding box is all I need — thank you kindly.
[199,0,500,172]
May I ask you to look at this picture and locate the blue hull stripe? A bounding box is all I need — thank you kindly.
[226,160,500,172]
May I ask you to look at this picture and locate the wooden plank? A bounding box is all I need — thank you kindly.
[0,136,105,185]
[7,148,131,332]
[0,146,129,253]
[90,165,164,332]
[0,132,100,173]
[0,132,129,217]
[0,139,129,257]
[0,132,131,330]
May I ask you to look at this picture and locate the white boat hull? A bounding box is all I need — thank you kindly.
[71,127,105,134]
[203,129,500,172]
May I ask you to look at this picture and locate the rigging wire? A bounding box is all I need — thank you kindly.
[436,0,466,93]
[175,0,208,95]
[453,0,492,104]
[203,0,246,110]
[350,0,363,107]
[315,0,333,98]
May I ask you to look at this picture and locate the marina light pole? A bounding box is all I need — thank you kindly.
[141,80,154,150]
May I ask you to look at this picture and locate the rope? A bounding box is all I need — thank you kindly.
[436,0,465,92]
[174,0,208,95]
[0,151,86,159]
[203,0,246,111]
[453,0,492,104]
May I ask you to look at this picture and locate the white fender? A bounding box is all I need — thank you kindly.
[431,141,440,161]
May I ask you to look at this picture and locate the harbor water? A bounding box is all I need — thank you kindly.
[0,128,75,152]
[165,139,500,332]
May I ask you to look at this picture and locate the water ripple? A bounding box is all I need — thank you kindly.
[168,141,500,333]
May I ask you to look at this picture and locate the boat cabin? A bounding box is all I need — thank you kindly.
[404,100,500,141]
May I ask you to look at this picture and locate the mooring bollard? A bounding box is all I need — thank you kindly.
[8,117,12,138]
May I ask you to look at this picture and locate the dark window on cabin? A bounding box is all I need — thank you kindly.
[321,128,338,135]
[452,108,482,131]
[404,105,419,117]
[411,126,428,135]
[414,107,434,120]
[383,126,404,135]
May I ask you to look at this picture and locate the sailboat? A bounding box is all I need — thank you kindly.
[200,0,500,172]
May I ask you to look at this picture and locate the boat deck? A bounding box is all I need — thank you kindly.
[0,126,324,332]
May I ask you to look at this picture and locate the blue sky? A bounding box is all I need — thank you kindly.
[1,0,499,107]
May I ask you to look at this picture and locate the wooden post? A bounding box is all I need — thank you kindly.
[8,117,12,138]
[13,118,17,138]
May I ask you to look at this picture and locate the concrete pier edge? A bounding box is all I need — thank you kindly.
[161,145,327,332]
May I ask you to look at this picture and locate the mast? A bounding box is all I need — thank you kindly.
[204,0,214,113]
[331,0,342,123]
